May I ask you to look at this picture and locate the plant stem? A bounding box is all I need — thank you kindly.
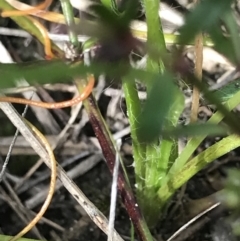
[76,83,153,241]
[59,0,79,49]
[139,0,171,226]
[190,32,203,122]
[122,78,146,195]
[143,0,166,56]
[190,0,203,123]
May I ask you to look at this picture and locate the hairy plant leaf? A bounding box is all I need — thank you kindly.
[163,123,227,138]
[0,61,129,88]
[0,61,87,88]
[137,72,181,142]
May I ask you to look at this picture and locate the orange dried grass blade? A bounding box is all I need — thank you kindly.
[1,0,52,17]
[2,0,73,24]
[9,119,57,241]
[26,15,54,59]
[0,75,95,109]
[1,0,54,58]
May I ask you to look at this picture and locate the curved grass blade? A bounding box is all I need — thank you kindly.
[162,88,240,187]
[0,0,63,57]
[158,133,240,206]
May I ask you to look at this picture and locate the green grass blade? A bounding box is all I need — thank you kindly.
[137,73,181,142]
[0,61,128,87]
[163,123,227,138]
[60,0,79,49]
[158,134,240,206]
[165,89,240,182]
[0,61,88,87]
[0,235,41,241]
[122,77,146,194]
[143,80,184,181]
[211,78,240,102]
[143,0,166,55]
[101,0,117,11]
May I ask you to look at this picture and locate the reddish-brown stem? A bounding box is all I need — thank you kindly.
[82,93,153,241]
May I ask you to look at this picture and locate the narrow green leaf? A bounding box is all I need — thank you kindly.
[137,72,181,143]
[122,77,146,193]
[143,0,166,54]
[152,87,184,185]
[163,123,227,138]
[60,0,79,49]
[0,61,88,87]
[165,88,240,182]
[211,78,240,103]
[101,0,117,11]
[0,61,128,88]
[0,234,41,241]
[158,134,240,206]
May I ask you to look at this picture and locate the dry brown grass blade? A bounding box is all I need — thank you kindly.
[0,75,95,109]
[0,102,124,241]
[190,1,203,123]
[8,119,57,241]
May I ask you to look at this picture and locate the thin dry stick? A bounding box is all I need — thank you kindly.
[14,94,85,191]
[0,103,29,181]
[190,2,203,123]
[108,141,120,241]
[0,187,44,240]
[9,120,57,241]
[190,33,203,122]
[14,158,44,190]
[0,102,124,241]
[0,181,43,239]
[166,202,220,241]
